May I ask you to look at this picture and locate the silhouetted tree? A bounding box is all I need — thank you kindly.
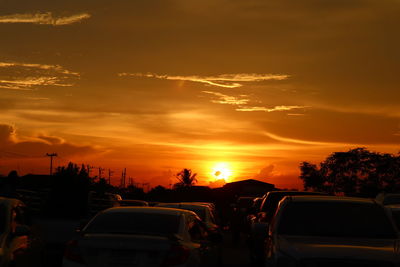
[300,148,400,196]
[174,168,197,189]
[121,184,145,199]
[0,170,19,198]
[91,177,114,195]
[48,163,92,218]
[147,185,170,202]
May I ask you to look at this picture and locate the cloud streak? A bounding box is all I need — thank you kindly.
[236,105,309,112]
[0,61,79,90]
[202,91,250,105]
[0,12,91,25]
[119,72,289,88]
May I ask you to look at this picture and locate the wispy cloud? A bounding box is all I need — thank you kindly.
[201,90,310,113]
[0,62,79,76]
[0,12,91,25]
[236,105,309,112]
[263,131,347,146]
[0,61,79,90]
[202,91,250,105]
[119,72,289,88]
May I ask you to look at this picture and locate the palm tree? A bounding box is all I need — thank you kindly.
[174,168,197,189]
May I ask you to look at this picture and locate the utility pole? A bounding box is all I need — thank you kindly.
[123,168,127,188]
[98,167,104,180]
[46,153,57,176]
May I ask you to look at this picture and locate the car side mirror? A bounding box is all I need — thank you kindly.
[14,225,31,236]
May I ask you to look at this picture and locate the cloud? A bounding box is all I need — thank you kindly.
[236,105,310,112]
[119,73,289,88]
[202,91,250,105]
[263,131,345,146]
[201,91,310,114]
[254,164,275,180]
[208,179,226,188]
[0,61,79,90]
[0,124,97,159]
[0,12,91,25]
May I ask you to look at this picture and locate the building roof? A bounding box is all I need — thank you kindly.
[223,179,275,188]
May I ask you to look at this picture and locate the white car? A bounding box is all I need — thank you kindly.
[62,207,221,267]
[263,196,400,267]
[155,203,219,233]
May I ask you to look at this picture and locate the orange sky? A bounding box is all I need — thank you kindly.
[0,1,399,189]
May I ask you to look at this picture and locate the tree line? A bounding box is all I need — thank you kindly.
[300,148,400,197]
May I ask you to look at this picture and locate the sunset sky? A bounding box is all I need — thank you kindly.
[1,0,399,189]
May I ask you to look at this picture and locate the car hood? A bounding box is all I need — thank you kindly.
[277,235,400,261]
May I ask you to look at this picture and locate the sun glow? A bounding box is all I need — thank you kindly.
[210,162,232,182]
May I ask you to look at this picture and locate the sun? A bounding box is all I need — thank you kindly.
[211,162,232,182]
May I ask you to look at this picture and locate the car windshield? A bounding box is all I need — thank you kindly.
[278,202,397,239]
[383,195,400,205]
[84,212,181,235]
[162,205,206,221]
[261,192,324,218]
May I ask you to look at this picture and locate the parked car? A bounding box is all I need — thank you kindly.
[0,197,44,267]
[262,196,400,267]
[63,207,222,267]
[376,192,400,206]
[155,203,220,233]
[118,199,149,206]
[87,192,121,215]
[248,191,326,265]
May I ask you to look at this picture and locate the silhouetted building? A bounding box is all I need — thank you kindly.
[222,179,276,197]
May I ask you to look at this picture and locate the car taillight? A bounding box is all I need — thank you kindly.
[64,240,86,264]
[162,245,190,266]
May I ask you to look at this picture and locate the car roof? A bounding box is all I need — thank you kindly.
[157,203,209,209]
[268,190,325,195]
[284,195,376,204]
[103,206,198,216]
[0,197,23,206]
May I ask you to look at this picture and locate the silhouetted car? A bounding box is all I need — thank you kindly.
[0,197,44,267]
[118,199,149,206]
[376,192,400,206]
[87,192,121,215]
[249,191,326,265]
[63,207,222,267]
[155,203,220,233]
[263,196,400,267]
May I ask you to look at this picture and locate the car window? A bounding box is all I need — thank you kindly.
[383,195,400,205]
[261,192,324,218]
[188,219,208,242]
[162,205,206,221]
[278,202,397,239]
[84,212,181,236]
[391,209,400,230]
